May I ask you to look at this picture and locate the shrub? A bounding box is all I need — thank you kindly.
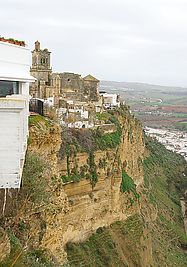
[121,170,140,199]
[24,249,56,267]
[21,153,51,205]
[88,152,98,187]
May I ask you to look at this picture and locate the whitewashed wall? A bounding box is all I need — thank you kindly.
[0,98,28,188]
[0,41,33,82]
[0,41,34,188]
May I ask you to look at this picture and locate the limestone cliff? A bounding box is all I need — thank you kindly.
[1,107,186,267]
[26,107,146,264]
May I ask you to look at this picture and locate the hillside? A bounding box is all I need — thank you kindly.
[101,80,187,92]
[66,136,187,267]
[100,81,187,129]
[0,106,187,267]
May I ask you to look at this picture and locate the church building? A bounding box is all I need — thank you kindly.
[30,41,100,106]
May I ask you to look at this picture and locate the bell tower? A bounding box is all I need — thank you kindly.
[30,41,52,98]
[31,40,51,73]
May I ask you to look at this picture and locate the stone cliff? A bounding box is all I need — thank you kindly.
[1,106,186,267]
[26,107,146,264]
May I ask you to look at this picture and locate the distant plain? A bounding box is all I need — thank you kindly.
[101,81,187,131]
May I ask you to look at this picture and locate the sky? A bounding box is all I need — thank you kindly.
[1,0,187,87]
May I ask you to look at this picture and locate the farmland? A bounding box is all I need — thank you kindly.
[100,81,187,130]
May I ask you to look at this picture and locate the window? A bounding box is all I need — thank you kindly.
[0,81,19,97]
[41,58,46,64]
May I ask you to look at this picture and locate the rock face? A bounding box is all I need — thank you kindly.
[28,110,146,264]
[28,118,61,175]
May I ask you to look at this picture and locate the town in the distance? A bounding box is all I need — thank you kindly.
[0,37,187,189]
[29,40,120,129]
[29,41,187,161]
[29,41,187,159]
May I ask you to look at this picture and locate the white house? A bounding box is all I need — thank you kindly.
[99,92,120,108]
[0,39,35,188]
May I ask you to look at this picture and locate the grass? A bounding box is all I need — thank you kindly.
[0,153,57,267]
[120,170,140,199]
[0,248,57,267]
[94,127,122,150]
[144,136,187,267]
[66,136,187,267]
[29,115,52,128]
[96,112,110,122]
[21,153,51,205]
[66,215,144,267]
[174,121,187,132]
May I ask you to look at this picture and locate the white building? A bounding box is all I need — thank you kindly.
[0,40,34,188]
[99,92,120,108]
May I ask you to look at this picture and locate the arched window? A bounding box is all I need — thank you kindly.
[41,58,46,64]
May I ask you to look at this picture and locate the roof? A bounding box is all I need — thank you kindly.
[83,74,99,82]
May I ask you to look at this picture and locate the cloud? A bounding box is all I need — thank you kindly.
[1,0,187,86]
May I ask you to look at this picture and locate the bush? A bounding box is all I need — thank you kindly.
[21,153,51,205]
[88,152,98,187]
[120,170,140,199]
[24,249,56,267]
[59,113,122,159]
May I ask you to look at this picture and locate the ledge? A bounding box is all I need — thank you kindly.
[0,97,26,109]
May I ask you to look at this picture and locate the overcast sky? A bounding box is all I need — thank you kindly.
[1,0,187,86]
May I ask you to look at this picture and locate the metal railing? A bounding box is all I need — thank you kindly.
[29,98,44,116]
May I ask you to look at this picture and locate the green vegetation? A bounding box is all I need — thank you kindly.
[60,152,98,187]
[171,112,187,118]
[8,231,22,252]
[59,112,122,157]
[94,115,122,150]
[0,247,57,267]
[0,231,22,267]
[144,136,187,267]
[174,121,187,132]
[120,170,140,200]
[23,249,56,267]
[66,214,145,267]
[21,153,51,205]
[96,112,110,122]
[65,136,187,267]
[61,173,81,183]
[88,152,98,187]
[0,154,57,267]
[59,111,123,186]
[29,115,52,128]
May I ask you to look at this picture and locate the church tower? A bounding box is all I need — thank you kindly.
[30,41,52,98]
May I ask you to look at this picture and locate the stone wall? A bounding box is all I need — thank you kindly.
[60,72,85,101]
[83,80,99,101]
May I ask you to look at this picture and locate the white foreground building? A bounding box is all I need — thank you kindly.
[0,40,34,188]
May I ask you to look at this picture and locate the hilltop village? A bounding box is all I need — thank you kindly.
[30,41,120,128]
[1,38,187,267]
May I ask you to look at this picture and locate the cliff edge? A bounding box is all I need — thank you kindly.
[0,106,187,267]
